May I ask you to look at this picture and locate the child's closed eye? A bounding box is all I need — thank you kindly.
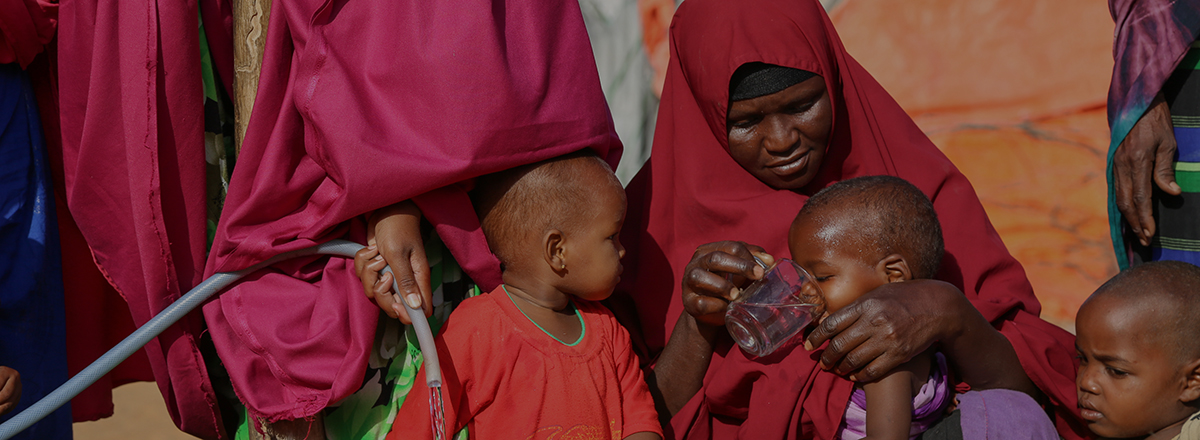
[1105,366,1129,378]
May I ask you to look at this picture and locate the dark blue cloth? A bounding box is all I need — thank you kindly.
[0,63,70,440]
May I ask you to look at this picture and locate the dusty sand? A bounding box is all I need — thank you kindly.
[73,382,198,440]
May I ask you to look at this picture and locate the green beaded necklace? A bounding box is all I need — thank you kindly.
[502,285,585,346]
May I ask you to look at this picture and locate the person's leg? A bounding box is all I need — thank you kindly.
[955,389,1058,440]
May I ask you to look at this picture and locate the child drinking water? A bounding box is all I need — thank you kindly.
[373,152,662,439]
[1076,260,1200,440]
[788,175,951,440]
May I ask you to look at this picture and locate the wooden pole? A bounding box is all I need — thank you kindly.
[232,0,271,154]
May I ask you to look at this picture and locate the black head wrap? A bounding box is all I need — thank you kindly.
[729,62,817,101]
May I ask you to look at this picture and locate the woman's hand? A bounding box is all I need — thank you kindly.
[803,280,1037,396]
[1114,92,1181,246]
[354,200,432,324]
[680,241,774,327]
[803,280,956,381]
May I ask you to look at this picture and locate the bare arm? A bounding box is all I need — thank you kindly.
[645,241,773,421]
[647,312,721,419]
[861,353,929,440]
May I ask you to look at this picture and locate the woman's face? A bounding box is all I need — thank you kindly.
[726,75,832,191]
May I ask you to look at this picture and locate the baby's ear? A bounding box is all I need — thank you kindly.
[877,254,912,283]
[544,228,567,273]
[1180,358,1200,403]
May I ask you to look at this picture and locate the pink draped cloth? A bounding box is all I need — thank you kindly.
[203,0,619,424]
[55,0,234,436]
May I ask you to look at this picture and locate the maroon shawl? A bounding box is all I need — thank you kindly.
[616,0,1086,437]
[202,0,619,424]
[0,0,54,69]
[55,0,233,436]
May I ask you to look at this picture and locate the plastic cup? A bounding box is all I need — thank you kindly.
[725,259,821,357]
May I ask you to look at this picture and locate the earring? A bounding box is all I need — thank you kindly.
[560,263,566,270]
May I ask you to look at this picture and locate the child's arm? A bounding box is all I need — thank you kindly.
[861,352,932,440]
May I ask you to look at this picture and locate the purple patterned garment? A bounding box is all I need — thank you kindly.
[837,353,952,440]
[1107,0,1200,268]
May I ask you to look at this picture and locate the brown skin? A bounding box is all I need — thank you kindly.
[645,241,770,418]
[501,169,628,343]
[1113,93,1181,247]
[356,168,660,439]
[355,200,433,324]
[862,351,932,440]
[653,72,1038,419]
[791,212,930,440]
[0,367,19,416]
[1075,294,1200,440]
[726,76,832,191]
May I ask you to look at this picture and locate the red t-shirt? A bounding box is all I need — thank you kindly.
[389,287,662,439]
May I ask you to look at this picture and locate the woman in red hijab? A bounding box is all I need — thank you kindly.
[613,0,1087,438]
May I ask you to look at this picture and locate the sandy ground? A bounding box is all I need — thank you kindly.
[73,382,198,440]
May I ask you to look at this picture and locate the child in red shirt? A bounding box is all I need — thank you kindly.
[374,152,662,439]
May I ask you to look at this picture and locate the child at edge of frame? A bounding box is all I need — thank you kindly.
[1075,260,1200,440]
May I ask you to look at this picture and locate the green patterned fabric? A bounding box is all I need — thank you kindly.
[232,232,477,440]
[198,13,237,250]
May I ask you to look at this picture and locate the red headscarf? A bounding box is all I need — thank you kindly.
[616,0,1086,438]
[202,0,619,424]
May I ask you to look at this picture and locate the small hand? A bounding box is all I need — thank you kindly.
[803,280,964,382]
[680,241,774,327]
[355,200,432,324]
[0,366,20,416]
[1113,93,1181,246]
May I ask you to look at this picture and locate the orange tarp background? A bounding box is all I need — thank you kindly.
[830,0,1118,330]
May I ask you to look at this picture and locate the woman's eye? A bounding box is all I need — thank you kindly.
[787,102,814,114]
[814,275,832,282]
[730,117,760,129]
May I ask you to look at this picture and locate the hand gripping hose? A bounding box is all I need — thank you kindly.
[0,239,445,440]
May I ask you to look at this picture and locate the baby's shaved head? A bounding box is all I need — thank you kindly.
[471,151,622,271]
[1087,261,1200,362]
[796,175,944,279]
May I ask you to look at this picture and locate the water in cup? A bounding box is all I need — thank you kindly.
[725,259,821,357]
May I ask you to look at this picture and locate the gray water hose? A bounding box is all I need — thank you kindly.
[0,239,443,439]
